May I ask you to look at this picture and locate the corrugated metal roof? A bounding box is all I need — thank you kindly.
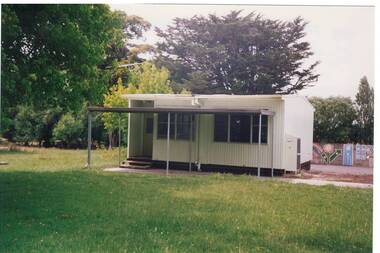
[122,94,285,100]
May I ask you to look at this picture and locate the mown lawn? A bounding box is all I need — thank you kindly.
[0,148,373,252]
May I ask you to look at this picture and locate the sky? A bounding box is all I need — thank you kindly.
[111,4,374,98]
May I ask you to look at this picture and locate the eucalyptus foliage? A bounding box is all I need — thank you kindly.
[1,4,150,144]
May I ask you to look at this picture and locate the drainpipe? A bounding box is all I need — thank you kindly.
[166,112,171,176]
[258,113,262,177]
[87,112,92,169]
[196,114,201,171]
[188,114,193,172]
[271,115,274,177]
[118,115,121,167]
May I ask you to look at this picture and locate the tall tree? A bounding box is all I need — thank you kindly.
[309,97,356,143]
[155,11,319,94]
[103,13,152,68]
[1,5,124,112]
[1,4,150,139]
[355,76,374,144]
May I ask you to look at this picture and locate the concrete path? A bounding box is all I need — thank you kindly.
[311,164,373,175]
[283,178,372,189]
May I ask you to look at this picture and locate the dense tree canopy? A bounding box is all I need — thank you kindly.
[1,5,124,112]
[309,97,357,143]
[155,10,319,94]
[1,4,150,144]
[309,76,374,144]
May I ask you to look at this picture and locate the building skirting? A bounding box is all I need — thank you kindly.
[301,161,311,170]
[150,160,286,176]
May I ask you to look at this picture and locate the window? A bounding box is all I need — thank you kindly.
[230,114,251,143]
[214,114,228,142]
[176,113,195,140]
[157,113,175,139]
[157,113,194,140]
[252,114,268,143]
[213,113,269,144]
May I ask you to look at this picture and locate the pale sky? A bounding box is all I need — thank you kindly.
[111,4,374,98]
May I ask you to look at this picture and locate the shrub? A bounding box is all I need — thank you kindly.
[53,113,84,148]
[13,105,62,146]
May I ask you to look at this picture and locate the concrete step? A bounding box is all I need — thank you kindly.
[127,160,152,166]
[120,160,152,169]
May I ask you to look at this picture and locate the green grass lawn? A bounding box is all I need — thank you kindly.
[0,148,372,252]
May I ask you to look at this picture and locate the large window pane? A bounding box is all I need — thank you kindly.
[252,114,268,143]
[214,114,228,142]
[157,113,175,139]
[176,113,195,140]
[230,114,250,143]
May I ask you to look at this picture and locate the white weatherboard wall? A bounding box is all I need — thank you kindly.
[126,94,313,172]
[152,96,285,170]
[283,96,314,165]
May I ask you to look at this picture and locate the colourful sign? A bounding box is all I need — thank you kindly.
[313,144,342,164]
[343,144,354,166]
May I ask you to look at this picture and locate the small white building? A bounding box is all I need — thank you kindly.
[88,94,314,176]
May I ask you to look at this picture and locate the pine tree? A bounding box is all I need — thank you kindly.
[156,11,319,94]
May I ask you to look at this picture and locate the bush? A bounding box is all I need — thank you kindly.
[14,106,41,145]
[13,105,62,146]
[53,113,84,148]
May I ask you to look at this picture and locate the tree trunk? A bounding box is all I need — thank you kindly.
[108,132,113,150]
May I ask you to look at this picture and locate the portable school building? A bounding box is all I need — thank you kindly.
[88,94,314,175]
[88,94,314,176]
